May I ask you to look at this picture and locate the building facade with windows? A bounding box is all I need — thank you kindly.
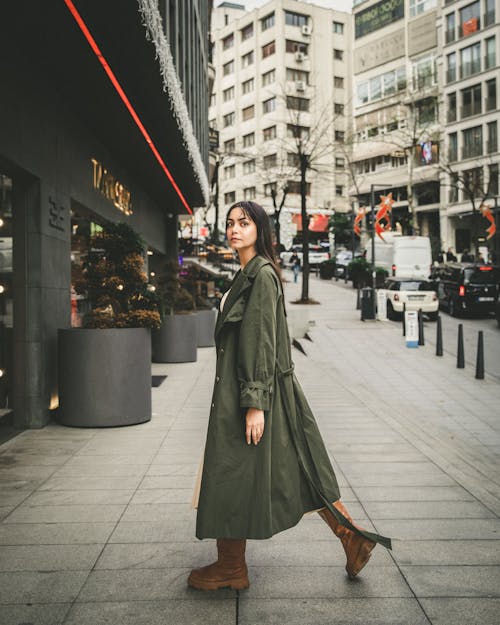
[440,0,499,257]
[208,0,352,239]
[0,1,211,430]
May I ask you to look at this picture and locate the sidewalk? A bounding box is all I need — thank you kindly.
[0,272,499,625]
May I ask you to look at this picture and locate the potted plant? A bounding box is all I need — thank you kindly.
[347,258,388,288]
[319,258,336,280]
[58,221,160,428]
[152,258,198,362]
[181,263,218,347]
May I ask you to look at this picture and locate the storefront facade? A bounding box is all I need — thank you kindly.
[0,1,210,429]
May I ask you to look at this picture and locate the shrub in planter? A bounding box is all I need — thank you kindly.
[58,221,160,427]
[347,257,388,288]
[319,259,336,280]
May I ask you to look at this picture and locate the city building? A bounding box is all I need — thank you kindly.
[208,0,352,243]
[0,1,211,430]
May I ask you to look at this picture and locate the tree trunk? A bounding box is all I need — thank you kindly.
[300,155,310,301]
[212,160,220,244]
[407,149,419,235]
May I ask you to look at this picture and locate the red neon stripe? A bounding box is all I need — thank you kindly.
[63,0,193,215]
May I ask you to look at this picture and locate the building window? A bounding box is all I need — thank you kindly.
[263,97,277,114]
[460,42,481,78]
[288,180,310,195]
[224,138,235,153]
[262,41,276,58]
[445,13,456,43]
[263,153,277,168]
[449,173,459,203]
[448,133,458,161]
[335,130,345,143]
[242,51,254,67]
[383,71,396,96]
[287,96,309,111]
[285,10,309,27]
[416,97,437,124]
[459,1,480,37]
[222,33,234,50]
[334,76,344,89]
[461,84,481,118]
[210,93,216,107]
[243,132,255,148]
[463,167,483,198]
[287,152,300,167]
[242,78,255,94]
[242,105,255,121]
[487,121,498,154]
[223,112,235,127]
[485,0,496,26]
[243,186,256,200]
[333,21,344,34]
[224,164,235,179]
[486,78,497,112]
[261,12,275,31]
[489,163,499,195]
[446,52,457,83]
[262,69,276,86]
[447,92,457,122]
[462,126,483,159]
[264,182,277,196]
[335,157,345,169]
[485,37,496,69]
[241,23,254,41]
[409,0,437,17]
[223,60,234,76]
[412,53,437,89]
[224,191,236,205]
[335,185,344,196]
[334,103,345,115]
[370,76,382,101]
[223,86,235,102]
[333,49,344,61]
[287,123,310,139]
[243,159,256,174]
[263,126,277,141]
[286,68,309,83]
[286,39,308,54]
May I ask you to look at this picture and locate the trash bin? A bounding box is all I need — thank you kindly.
[361,287,375,321]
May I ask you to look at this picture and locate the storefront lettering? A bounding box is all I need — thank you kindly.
[91,158,133,215]
[48,196,65,231]
[355,0,404,39]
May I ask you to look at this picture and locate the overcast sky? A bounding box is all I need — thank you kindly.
[224,0,354,14]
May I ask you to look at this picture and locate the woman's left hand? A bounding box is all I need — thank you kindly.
[246,408,265,445]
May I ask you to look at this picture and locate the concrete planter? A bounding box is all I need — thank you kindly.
[57,328,151,427]
[196,309,217,347]
[152,313,197,362]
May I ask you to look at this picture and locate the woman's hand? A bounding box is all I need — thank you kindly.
[246,408,265,445]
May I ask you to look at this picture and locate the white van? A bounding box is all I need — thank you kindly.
[367,233,432,279]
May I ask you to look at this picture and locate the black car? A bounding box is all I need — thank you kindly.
[430,262,500,317]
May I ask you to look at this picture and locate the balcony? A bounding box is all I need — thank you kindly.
[460,60,481,79]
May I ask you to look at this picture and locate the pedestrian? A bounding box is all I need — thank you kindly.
[446,247,457,262]
[461,249,474,262]
[189,201,391,591]
[437,250,444,263]
[290,250,301,283]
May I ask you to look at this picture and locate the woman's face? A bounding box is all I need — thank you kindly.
[226,207,258,253]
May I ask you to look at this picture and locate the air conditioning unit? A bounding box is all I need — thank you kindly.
[301,24,312,36]
[295,51,305,62]
[295,80,305,91]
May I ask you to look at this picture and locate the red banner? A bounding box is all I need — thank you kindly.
[462,17,478,36]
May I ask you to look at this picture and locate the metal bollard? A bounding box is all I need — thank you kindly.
[402,303,406,336]
[356,288,361,310]
[418,309,425,346]
[457,323,465,369]
[475,330,484,380]
[436,315,443,356]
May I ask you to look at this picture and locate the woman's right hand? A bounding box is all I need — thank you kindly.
[245,407,265,445]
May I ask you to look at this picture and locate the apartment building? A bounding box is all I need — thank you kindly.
[351,0,443,256]
[441,0,499,257]
[208,0,352,240]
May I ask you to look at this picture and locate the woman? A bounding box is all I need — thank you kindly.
[189,201,391,591]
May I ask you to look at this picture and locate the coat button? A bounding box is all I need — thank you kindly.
[211,402,215,408]
[220,348,224,354]
[216,376,220,382]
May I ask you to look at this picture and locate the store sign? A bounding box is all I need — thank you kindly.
[355,0,404,39]
[91,158,133,215]
[408,12,437,56]
[354,28,405,73]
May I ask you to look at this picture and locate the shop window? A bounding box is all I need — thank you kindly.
[0,174,13,409]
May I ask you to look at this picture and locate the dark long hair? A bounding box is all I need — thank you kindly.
[226,201,283,283]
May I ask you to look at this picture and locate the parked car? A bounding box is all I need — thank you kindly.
[430,262,500,317]
[383,277,439,321]
[366,233,432,279]
[280,244,330,268]
[334,250,353,279]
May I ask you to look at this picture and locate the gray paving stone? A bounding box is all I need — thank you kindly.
[0,544,103,571]
[109,520,197,544]
[0,603,70,625]
[119,503,197,522]
[238,598,430,625]
[130,489,194,504]
[69,453,155,465]
[50,464,148,478]
[24,489,134,506]
[393,540,500,566]
[354,486,476,502]
[374,519,500,541]
[38,476,143,490]
[363,500,495,520]
[401,565,500,597]
[0,453,72,466]
[139,475,197,489]
[0,570,88,603]
[0,507,14,521]
[3,503,125,523]
[64,600,235,625]
[0,522,115,545]
[145,463,200,477]
[0,489,32,506]
[420,598,500,625]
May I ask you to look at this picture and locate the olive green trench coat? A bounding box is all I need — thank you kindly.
[196,255,391,549]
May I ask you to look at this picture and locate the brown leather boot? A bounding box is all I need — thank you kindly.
[318,500,376,579]
[188,538,249,590]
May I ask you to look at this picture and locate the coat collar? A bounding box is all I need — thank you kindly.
[214,255,271,338]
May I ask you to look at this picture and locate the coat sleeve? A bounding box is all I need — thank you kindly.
[237,267,280,411]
